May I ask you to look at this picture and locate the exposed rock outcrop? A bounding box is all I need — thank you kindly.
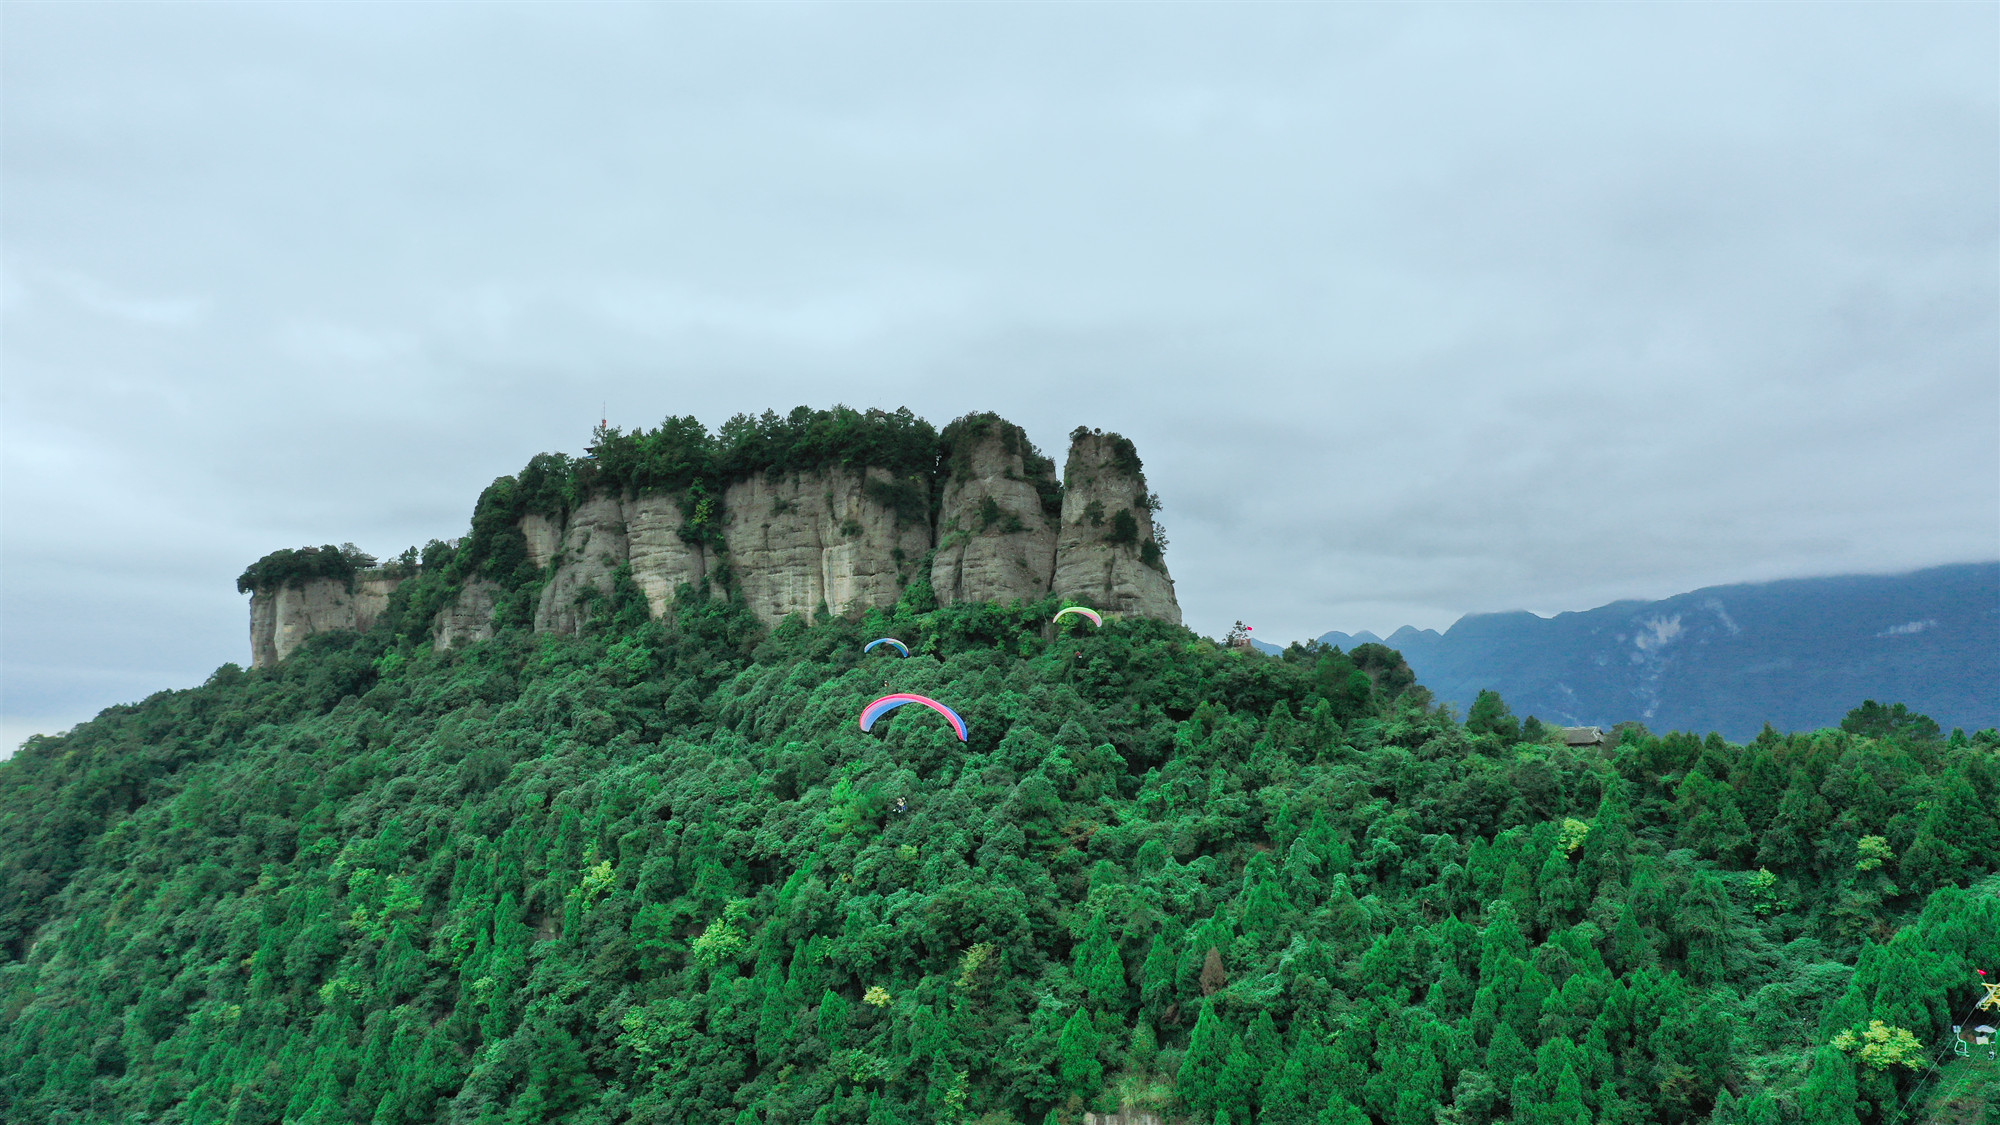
[520,512,564,570]
[930,418,1059,607]
[245,413,1186,664]
[1051,430,1180,624]
[248,571,405,668]
[625,493,709,618]
[533,493,630,635]
[433,579,501,651]
[519,491,713,635]
[720,467,931,625]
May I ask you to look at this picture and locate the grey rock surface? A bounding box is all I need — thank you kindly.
[931,420,1058,607]
[248,572,404,667]
[721,466,930,625]
[626,492,710,618]
[533,493,630,635]
[249,416,1188,663]
[1050,430,1180,624]
[433,579,501,650]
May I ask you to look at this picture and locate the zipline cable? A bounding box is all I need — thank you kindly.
[1880,986,1992,1125]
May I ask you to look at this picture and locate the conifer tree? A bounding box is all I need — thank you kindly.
[1177,1000,1230,1119]
[1257,1051,1316,1125]
[1057,1007,1102,1098]
[1797,1047,1861,1125]
[1072,913,1126,1011]
[1215,1039,1260,1123]
[1545,1060,1591,1125]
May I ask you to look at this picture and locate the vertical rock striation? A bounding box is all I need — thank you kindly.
[433,579,502,650]
[930,416,1060,607]
[533,493,630,635]
[1050,430,1180,624]
[519,512,565,571]
[625,493,710,618]
[720,467,931,625]
[245,412,1186,664]
[248,572,405,668]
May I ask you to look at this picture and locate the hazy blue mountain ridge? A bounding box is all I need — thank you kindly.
[1317,562,1999,740]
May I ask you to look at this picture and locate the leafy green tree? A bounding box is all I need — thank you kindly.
[1840,700,1940,742]
[1466,689,1521,742]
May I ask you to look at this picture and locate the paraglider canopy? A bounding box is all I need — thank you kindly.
[1052,607,1103,628]
[859,693,968,741]
[863,638,911,657]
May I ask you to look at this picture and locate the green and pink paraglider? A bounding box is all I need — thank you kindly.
[858,693,968,741]
[1053,607,1103,628]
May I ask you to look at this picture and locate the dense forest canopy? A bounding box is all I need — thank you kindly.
[8,475,2000,1123]
[508,405,953,520]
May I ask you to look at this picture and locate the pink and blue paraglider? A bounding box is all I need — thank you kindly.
[863,638,910,657]
[858,693,968,741]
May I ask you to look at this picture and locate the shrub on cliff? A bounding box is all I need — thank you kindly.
[235,542,375,593]
[716,404,940,481]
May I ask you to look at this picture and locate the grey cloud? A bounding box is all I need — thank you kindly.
[3,3,1994,751]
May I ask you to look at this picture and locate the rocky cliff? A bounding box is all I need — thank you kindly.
[248,571,405,667]
[432,579,501,651]
[243,411,1183,662]
[1051,430,1180,624]
[930,417,1060,607]
[720,466,930,624]
[524,492,716,635]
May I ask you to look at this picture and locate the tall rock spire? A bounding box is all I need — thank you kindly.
[930,414,1062,607]
[1050,428,1180,624]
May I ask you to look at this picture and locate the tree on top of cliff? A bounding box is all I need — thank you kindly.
[235,543,374,593]
[942,411,1062,519]
[1068,425,1144,477]
[716,405,939,481]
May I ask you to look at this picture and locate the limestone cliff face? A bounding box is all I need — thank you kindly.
[519,513,564,570]
[433,579,501,651]
[533,494,630,635]
[245,414,1185,664]
[624,493,709,618]
[721,467,930,625]
[248,571,405,668]
[1050,431,1180,624]
[526,491,712,635]
[930,422,1058,607]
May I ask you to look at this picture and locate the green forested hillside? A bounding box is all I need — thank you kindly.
[3,571,1998,1125]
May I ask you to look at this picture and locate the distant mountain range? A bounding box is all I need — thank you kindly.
[1314,562,1999,741]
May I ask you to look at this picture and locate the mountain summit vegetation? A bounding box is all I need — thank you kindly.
[4,455,1998,1125]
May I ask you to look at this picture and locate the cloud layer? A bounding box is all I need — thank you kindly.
[4,4,1995,748]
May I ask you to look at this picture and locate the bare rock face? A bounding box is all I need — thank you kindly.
[721,467,931,625]
[247,413,1189,662]
[249,591,279,668]
[533,493,630,635]
[248,572,405,668]
[625,492,710,618]
[433,579,501,650]
[931,419,1059,607]
[1050,430,1180,624]
[519,512,565,571]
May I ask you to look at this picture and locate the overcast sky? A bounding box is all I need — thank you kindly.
[3,3,1995,754]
